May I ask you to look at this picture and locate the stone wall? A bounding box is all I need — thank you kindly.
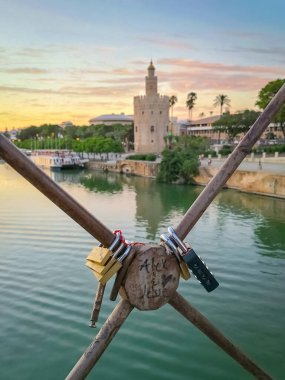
[194,167,285,198]
[87,160,285,198]
[88,159,159,178]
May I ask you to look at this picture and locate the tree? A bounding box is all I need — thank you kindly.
[186,92,197,120]
[213,94,231,116]
[212,109,260,141]
[169,95,178,118]
[157,136,205,184]
[256,79,285,137]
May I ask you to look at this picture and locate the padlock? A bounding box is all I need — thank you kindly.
[87,246,113,266]
[168,227,219,292]
[160,233,191,281]
[86,241,126,275]
[92,246,132,285]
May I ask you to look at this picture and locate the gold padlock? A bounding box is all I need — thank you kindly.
[92,246,132,285]
[179,261,191,280]
[87,246,112,266]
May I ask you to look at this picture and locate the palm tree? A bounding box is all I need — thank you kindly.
[199,112,205,118]
[213,94,231,144]
[169,95,178,119]
[213,94,231,115]
[186,92,197,121]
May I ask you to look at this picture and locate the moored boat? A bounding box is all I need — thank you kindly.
[31,150,88,170]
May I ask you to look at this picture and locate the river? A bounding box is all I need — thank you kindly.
[0,163,284,380]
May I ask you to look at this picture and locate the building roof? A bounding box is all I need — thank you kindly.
[190,115,220,125]
[89,113,133,123]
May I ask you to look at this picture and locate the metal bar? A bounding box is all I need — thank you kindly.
[175,83,285,240]
[169,291,272,380]
[65,299,134,380]
[0,135,115,247]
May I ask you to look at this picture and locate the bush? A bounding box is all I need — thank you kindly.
[157,148,199,184]
[126,154,156,161]
[219,145,233,156]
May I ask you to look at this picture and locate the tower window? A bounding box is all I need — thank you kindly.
[142,111,144,115]
[150,125,154,132]
[160,111,162,114]
[151,111,153,115]
[135,126,138,132]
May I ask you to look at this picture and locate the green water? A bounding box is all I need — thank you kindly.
[0,164,285,380]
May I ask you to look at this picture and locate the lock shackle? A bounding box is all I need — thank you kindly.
[160,233,181,262]
[109,233,121,252]
[113,242,126,258]
[118,245,132,263]
[168,227,188,253]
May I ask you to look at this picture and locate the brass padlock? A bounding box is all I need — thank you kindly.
[87,246,112,266]
[92,246,132,285]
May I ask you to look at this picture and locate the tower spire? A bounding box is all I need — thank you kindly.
[146,60,157,95]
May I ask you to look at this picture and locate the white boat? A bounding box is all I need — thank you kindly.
[31,150,89,170]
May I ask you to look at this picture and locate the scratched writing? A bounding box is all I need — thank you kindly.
[139,257,167,274]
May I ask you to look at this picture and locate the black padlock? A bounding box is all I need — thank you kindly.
[168,227,219,292]
[181,247,219,292]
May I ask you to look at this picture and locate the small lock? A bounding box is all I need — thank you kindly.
[87,246,113,266]
[160,233,191,281]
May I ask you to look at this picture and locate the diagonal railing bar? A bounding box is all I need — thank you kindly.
[175,83,285,241]
[169,292,272,380]
[0,135,115,247]
[65,299,134,380]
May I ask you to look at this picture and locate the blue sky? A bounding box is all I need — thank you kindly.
[0,0,285,128]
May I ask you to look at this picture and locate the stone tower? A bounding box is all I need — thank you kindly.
[134,61,169,154]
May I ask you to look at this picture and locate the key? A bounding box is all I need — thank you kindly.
[168,227,219,292]
[90,282,105,328]
[160,233,191,281]
[110,246,135,301]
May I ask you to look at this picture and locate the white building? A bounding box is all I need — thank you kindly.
[89,113,133,126]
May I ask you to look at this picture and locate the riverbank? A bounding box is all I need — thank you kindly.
[87,158,285,199]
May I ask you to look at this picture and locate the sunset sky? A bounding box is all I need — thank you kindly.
[1,0,285,130]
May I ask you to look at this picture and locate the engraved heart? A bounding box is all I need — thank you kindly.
[162,274,172,288]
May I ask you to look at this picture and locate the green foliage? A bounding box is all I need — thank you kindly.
[252,144,285,154]
[15,136,124,154]
[213,110,260,140]
[219,145,233,156]
[256,79,285,137]
[157,136,201,184]
[126,154,156,161]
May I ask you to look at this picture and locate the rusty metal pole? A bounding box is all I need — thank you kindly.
[0,135,115,247]
[65,299,134,380]
[169,292,272,380]
[175,83,285,240]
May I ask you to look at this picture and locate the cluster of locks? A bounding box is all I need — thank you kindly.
[86,233,131,285]
[160,227,219,293]
[86,232,133,327]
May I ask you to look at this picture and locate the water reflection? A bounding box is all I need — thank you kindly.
[49,169,285,255]
[215,190,285,258]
